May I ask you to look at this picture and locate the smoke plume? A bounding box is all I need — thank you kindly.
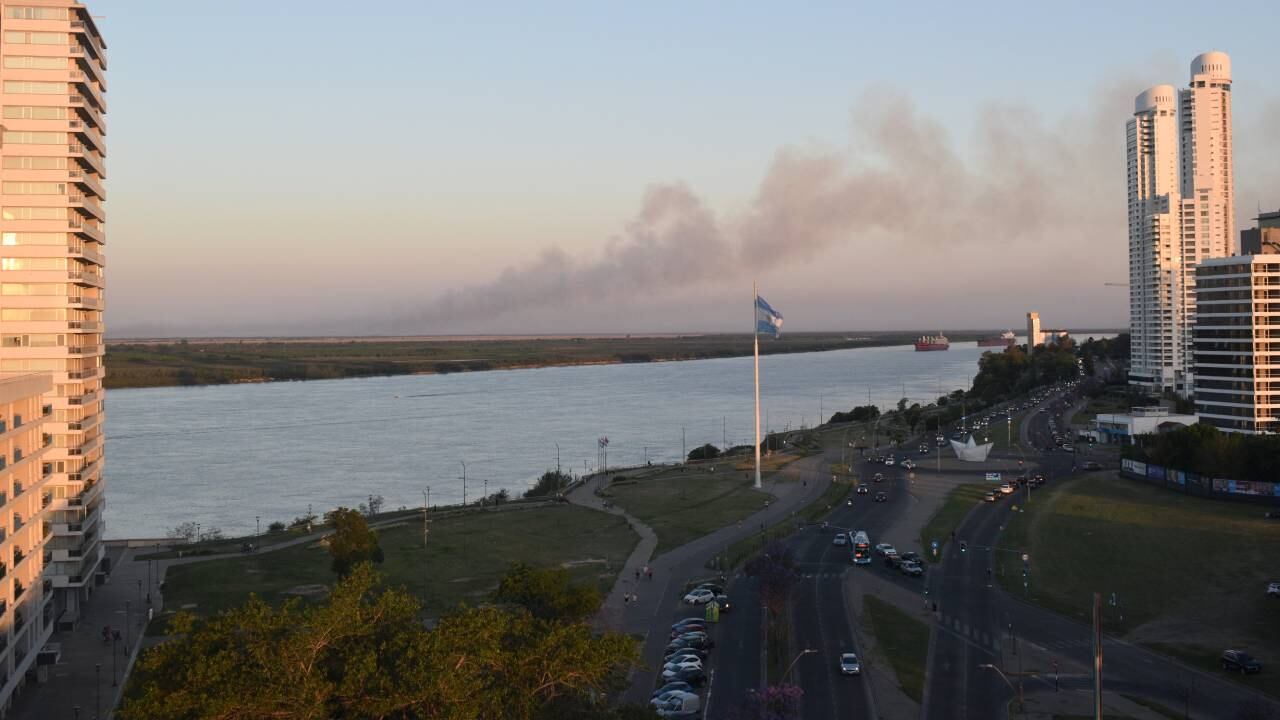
[412,82,1143,331]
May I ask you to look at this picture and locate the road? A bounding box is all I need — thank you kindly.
[925,384,1280,720]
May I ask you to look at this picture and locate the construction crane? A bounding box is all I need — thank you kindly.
[1103,283,1129,287]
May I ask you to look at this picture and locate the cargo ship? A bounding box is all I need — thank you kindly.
[914,333,950,352]
[977,330,1017,347]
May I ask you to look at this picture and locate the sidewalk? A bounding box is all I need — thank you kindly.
[10,546,150,720]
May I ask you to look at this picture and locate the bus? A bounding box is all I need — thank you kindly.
[851,531,872,565]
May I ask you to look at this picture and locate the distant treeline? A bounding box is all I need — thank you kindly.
[103,332,1020,390]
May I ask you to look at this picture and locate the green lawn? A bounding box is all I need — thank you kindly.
[161,504,638,620]
[606,467,774,556]
[984,413,1023,452]
[995,472,1280,697]
[919,483,992,563]
[863,595,930,703]
[719,478,852,570]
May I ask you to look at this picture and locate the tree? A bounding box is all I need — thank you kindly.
[166,522,197,543]
[735,684,804,720]
[744,542,799,615]
[526,469,574,498]
[325,507,384,577]
[267,521,286,534]
[493,563,602,622]
[687,443,721,462]
[1082,351,1096,377]
[120,564,641,720]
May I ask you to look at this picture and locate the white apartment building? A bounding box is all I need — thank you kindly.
[1192,255,1280,433]
[1127,52,1235,396]
[0,373,55,714]
[0,1,107,625]
[1126,85,1182,393]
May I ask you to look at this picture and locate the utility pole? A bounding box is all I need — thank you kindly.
[555,442,560,474]
[460,461,467,506]
[1093,592,1103,720]
[723,416,727,451]
[422,490,430,548]
[819,393,823,426]
[682,425,686,462]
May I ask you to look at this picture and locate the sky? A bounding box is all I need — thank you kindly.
[94,1,1280,337]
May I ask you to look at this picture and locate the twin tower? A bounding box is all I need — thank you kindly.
[1126,51,1234,396]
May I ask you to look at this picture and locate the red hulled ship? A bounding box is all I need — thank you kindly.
[914,333,950,351]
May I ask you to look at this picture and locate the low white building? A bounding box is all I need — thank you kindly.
[1091,406,1198,444]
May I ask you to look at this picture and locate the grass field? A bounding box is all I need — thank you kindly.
[919,483,992,563]
[996,471,1280,697]
[863,595,929,703]
[104,332,946,389]
[605,466,774,556]
[160,504,637,620]
[720,478,852,569]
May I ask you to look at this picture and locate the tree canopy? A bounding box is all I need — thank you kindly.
[326,507,384,577]
[1125,422,1280,482]
[121,564,643,720]
[493,562,602,623]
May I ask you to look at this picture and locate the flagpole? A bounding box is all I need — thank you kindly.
[754,281,762,489]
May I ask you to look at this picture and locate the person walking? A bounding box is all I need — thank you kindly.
[646,567,653,581]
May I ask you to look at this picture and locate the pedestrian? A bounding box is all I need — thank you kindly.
[647,567,653,581]
[623,594,630,606]
[635,569,640,581]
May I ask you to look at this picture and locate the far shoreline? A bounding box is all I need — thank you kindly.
[103,329,1123,391]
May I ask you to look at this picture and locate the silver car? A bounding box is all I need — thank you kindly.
[840,652,862,675]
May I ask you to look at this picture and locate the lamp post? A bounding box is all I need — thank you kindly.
[111,634,118,687]
[555,442,560,474]
[255,515,260,538]
[460,461,467,506]
[95,663,101,718]
[783,648,817,683]
[979,663,1023,708]
[136,579,142,619]
[124,600,131,648]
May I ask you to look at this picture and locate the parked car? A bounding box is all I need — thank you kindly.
[655,692,702,719]
[660,665,706,685]
[900,561,924,577]
[671,618,705,631]
[683,588,715,605]
[1222,650,1262,674]
[1267,582,1280,598]
[651,681,694,699]
[694,583,724,595]
[1082,461,1102,471]
[664,649,707,664]
[857,485,869,495]
[833,534,848,546]
[874,492,888,503]
[651,689,699,708]
[670,625,706,639]
[839,652,862,675]
[662,658,704,674]
[715,594,732,612]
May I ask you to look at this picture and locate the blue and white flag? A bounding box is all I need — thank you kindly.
[755,295,783,338]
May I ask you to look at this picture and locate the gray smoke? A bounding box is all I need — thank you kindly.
[410,82,1144,331]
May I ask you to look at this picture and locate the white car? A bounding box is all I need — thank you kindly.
[874,543,897,557]
[663,658,703,673]
[651,690,699,708]
[1268,582,1280,597]
[839,652,862,675]
[999,483,1015,495]
[832,534,847,546]
[900,460,915,470]
[683,588,716,605]
[884,457,895,466]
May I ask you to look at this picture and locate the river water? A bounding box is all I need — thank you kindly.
[104,339,1044,538]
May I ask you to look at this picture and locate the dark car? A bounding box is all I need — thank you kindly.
[1082,461,1102,471]
[900,552,923,564]
[857,485,869,495]
[874,492,888,503]
[651,681,694,699]
[1222,650,1262,674]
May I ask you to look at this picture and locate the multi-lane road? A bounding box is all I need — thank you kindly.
[693,382,1280,719]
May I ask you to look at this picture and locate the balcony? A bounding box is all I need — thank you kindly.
[67,194,105,222]
[66,144,105,177]
[67,170,106,202]
[66,296,102,311]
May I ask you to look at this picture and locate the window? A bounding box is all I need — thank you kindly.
[0,358,65,372]
[3,31,67,45]
[1,282,66,296]
[2,207,66,220]
[2,81,64,95]
[2,182,66,195]
[1,334,65,348]
[3,105,66,120]
[3,56,66,70]
[2,156,67,170]
[1,131,64,144]
[1,232,65,246]
[1,308,65,321]
[4,7,70,20]
[2,257,65,271]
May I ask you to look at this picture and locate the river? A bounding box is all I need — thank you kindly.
[104,338,1070,538]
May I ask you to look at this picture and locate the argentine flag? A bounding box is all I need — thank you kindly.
[755,295,784,338]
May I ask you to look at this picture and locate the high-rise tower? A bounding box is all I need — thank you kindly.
[1176,51,1234,394]
[1126,85,1181,393]
[1127,52,1235,397]
[0,1,106,623]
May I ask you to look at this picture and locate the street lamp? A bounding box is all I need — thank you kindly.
[460,461,467,506]
[256,515,260,538]
[782,648,818,683]
[978,663,1023,707]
